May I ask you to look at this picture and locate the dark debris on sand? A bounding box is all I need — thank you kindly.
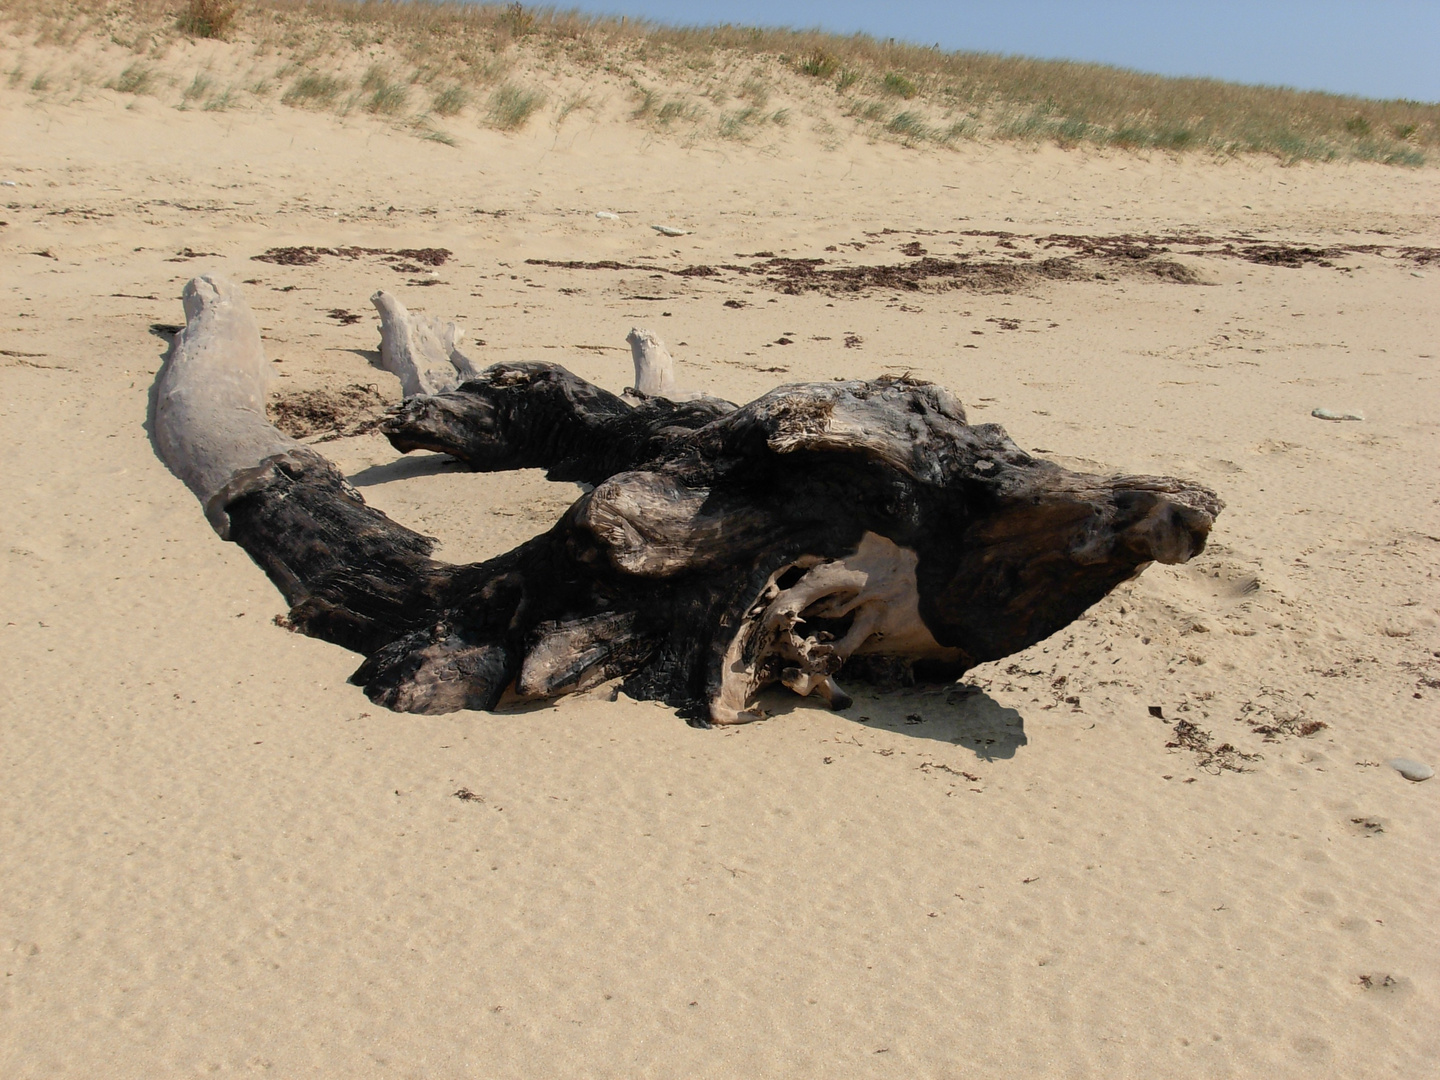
[253,247,452,273]
[268,384,391,441]
[1166,719,1262,774]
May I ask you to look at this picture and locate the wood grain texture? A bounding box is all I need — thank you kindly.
[222,357,1223,723]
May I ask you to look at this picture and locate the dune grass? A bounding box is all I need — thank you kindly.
[360,63,408,114]
[176,0,238,39]
[1,0,1434,163]
[430,83,469,116]
[881,72,917,99]
[798,49,836,80]
[109,62,156,95]
[486,82,543,130]
[281,70,347,108]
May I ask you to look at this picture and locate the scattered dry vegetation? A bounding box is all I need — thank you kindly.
[175,0,237,39]
[1,0,1435,162]
[1166,719,1261,774]
[267,383,390,441]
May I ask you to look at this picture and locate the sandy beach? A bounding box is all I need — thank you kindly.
[2,17,1439,1078]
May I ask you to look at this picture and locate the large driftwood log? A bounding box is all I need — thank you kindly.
[153,276,1223,725]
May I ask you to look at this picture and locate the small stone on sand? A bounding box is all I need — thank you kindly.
[1311,408,1364,421]
[1388,758,1433,782]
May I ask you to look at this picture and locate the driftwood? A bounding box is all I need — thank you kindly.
[370,290,477,397]
[152,276,1223,725]
[625,326,687,399]
[152,275,304,534]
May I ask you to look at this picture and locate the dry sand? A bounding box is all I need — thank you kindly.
[2,49,1439,1080]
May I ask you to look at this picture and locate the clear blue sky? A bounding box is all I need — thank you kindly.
[537,1,1440,103]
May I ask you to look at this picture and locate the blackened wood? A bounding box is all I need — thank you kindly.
[380,361,734,484]
[214,364,1221,723]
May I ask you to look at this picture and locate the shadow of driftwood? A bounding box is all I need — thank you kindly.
[143,330,178,471]
[344,347,384,368]
[752,683,1029,760]
[347,452,461,487]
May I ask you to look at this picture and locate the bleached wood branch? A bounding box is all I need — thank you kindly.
[371,290,477,397]
[151,274,303,535]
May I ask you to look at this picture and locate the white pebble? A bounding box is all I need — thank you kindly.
[595,211,619,220]
[652,224,689,236]
[1312,408,1364,421]
[1388,758,1433,782]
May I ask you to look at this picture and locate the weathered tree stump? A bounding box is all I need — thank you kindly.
[371,289,477,397]
[152,276,1223,725]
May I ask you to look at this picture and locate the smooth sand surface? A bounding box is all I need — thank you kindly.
[2,59,1439,1080]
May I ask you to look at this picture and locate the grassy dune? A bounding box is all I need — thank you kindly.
[4,0,1436,163]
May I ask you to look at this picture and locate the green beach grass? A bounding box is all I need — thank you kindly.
[3,0,1434,161]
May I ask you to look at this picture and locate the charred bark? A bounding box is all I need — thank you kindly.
[379,361,735,485]
[154,277,1223,725]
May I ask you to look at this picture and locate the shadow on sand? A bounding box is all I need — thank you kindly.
[347,452,463,487]
[745,683,1028,760]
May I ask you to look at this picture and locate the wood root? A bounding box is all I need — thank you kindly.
[153,276,1224,725]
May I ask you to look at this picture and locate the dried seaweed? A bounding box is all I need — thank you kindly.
[1166,719,1261,773]
[268,384,389,441]
[253,246,451,270]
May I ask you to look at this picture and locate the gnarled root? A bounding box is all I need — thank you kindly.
[153,277,1223,725]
